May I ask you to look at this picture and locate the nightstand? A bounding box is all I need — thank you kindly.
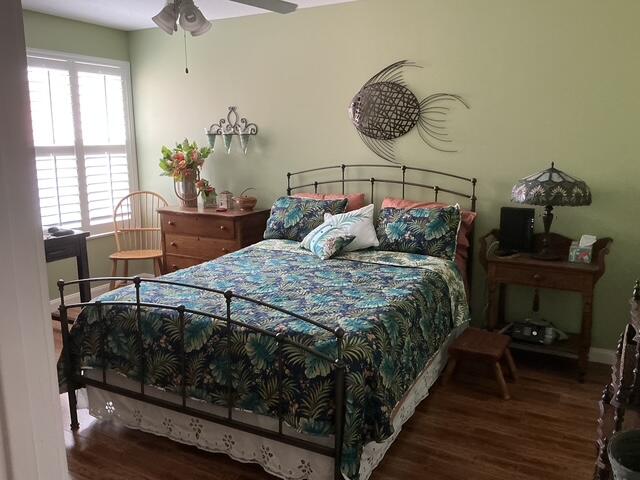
[158,206,270,273]
[480,230,612,382]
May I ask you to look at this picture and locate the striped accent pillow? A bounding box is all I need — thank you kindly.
[301,222,355,260]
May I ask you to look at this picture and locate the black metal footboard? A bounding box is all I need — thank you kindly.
[58,276,347,480]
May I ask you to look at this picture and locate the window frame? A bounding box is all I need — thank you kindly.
[26,48,139,237]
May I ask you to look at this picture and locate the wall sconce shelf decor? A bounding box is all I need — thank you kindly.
[206,106,259,155]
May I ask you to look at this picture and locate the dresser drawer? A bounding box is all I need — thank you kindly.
[165,234,237,259]
[162,213,235,239]
[165,254,205,272]
[494,265,589,291]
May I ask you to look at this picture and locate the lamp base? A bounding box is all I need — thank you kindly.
[532,205,562,261]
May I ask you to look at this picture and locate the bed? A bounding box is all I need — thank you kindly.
[57,163,477,480]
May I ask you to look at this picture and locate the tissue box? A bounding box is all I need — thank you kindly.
[568,241,593,263]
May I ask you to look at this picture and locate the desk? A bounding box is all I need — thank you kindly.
[44,230,91,302]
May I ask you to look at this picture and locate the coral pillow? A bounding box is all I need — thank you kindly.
[293,192,365,212]
[381,197,477,287]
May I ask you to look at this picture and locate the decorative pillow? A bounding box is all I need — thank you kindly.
[381,197,477,280]
[376,205,462,260]
[264,196,348,242]
[301,223,356,260]
[293,192,365,212]
[323,204,379,252]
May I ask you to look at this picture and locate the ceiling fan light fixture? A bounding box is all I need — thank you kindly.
[152,2,178,35]
[178,0,212,35]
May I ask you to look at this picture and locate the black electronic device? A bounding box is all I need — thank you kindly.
[498,207,534,255]
[506,321,547,344]
[48,226,75,237]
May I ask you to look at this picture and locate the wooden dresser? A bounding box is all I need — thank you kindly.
[157,206,269,273]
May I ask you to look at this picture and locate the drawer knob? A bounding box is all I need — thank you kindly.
[170,241,177,247]
[219,225,226,230]
[167,220,176,226]
[221,248,229,253]
[172,264,178,271]
[532,273,543,281]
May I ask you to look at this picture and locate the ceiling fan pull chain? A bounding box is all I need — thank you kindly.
[183,30,189,74]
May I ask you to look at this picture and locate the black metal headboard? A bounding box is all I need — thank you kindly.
[286,163,478,295]
[287,163,477,212]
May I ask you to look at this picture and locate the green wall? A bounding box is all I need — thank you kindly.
[23,10,129,61]
[22,10,145,299]
[128,0,640,350]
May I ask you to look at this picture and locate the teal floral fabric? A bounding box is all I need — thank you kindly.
[301,222,356,259]
[58,240,468,479]
[376,205,461,260]
[263,196,349,241]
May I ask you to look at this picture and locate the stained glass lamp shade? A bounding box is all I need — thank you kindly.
[511,162,591,259]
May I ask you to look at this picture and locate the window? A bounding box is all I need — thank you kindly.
[26,50,137,235]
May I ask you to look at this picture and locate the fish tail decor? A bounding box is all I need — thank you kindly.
[348,60,470,164]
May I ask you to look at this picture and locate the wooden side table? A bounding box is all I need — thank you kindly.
[480,230,612,382]
[44,230,91,302]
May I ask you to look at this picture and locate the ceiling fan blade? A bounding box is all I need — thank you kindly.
[229,0,298,14]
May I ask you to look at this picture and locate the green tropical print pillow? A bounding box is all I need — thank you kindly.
[264,196,348,241]
[376,205,461,260]
[301,222,356,259]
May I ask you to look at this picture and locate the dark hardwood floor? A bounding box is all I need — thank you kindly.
[54,323,614,480]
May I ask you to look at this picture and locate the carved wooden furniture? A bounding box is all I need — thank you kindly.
[480,230,612,382]
[157,206,269,273]
[594,282,640,479]
[110,191,168,289]
[443,327,518,400]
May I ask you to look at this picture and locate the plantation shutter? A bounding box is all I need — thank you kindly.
[27,52,137,234]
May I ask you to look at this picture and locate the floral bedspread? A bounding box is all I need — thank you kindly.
[59,239,469,478]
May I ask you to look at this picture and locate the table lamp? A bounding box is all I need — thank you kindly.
[511,162,592,260]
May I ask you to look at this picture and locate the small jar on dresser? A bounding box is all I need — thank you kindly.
[158,206,270,273]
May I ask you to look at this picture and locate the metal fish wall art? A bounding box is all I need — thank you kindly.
[348,60,470,163]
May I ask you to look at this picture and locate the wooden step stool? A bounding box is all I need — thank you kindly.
[443,327,518,400]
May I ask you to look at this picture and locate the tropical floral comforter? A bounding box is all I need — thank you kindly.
[59,239,469,478]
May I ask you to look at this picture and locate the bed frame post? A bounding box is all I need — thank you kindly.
[287,172,292,196]
[334,326,346,480]
[134,276,145,395]
[58,279,79,431]
[224,290,234,419]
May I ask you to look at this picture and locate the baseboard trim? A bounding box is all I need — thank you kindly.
[49,283,110,313]
[589,347,616,365]
[49,273,155,313]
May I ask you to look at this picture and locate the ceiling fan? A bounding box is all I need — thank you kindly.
[153,0,298,36]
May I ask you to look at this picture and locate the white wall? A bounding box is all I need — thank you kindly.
[0,1,67,478]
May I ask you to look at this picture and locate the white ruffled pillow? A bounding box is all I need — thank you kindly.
[324,204,379,252]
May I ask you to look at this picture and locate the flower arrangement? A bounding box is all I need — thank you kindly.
[159,139,211,180]
[196,179,216,199]
[196,178,217,208]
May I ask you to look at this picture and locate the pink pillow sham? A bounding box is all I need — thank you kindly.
[293,192,366,212]
[381,197,477,291]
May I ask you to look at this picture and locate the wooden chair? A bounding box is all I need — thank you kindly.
[109,191,168,290]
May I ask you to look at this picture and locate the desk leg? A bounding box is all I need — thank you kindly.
[76,238,91,303]
[578,291,594,383]
[488,280,501,331]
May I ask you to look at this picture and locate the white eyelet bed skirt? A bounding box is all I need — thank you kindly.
[84,322,467,480]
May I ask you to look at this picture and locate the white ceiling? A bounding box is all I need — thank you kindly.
[21,0,356,31]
